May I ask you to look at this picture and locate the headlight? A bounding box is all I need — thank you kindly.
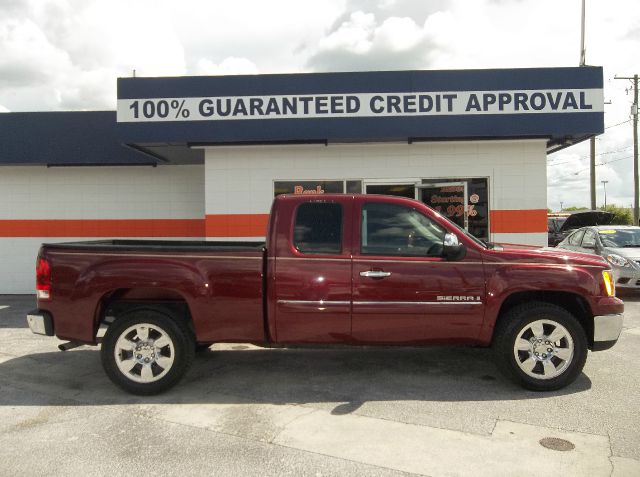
[602,270,615,297]
[606,254,630,268]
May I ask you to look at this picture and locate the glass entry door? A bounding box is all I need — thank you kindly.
[418,181,468,230]
[364,183,417,199]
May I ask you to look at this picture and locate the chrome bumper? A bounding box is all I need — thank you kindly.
[26,310,54,336]
[592,313,623,350]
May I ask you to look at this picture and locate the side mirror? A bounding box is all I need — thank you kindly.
[443,233,467,261]
[583,242,596,250]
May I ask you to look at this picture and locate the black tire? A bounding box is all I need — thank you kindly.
[493,301,588,391]
[101,307,195,395]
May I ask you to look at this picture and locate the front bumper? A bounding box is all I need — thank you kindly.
[592,313,624,351]
[614,267,640,288]
[26,309,54,336]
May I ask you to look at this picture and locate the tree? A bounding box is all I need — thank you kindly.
[603,205,633,225]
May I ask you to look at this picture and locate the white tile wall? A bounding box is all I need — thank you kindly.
[204,139,548,239]
[0,165,205,293]
[492,233,548,247]
[0,236,199,294]
[0,165,205,220]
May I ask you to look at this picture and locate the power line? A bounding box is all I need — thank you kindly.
[614,74,639,224]
[605,119,632,129]
[546,119,632,163]
[549,155,633,181]
[547,145,632,165]
[601,155,633,166]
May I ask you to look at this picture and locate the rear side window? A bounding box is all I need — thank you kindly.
[581,229,597,248]
[568,229,585,246]
[293,202,343,254]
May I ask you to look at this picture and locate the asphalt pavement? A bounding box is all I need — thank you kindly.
[1,293,639,476]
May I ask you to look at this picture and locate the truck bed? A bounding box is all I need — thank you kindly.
[38,239,266,344]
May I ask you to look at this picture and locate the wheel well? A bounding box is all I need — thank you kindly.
[96,288,195,341]
[494,291,594,347]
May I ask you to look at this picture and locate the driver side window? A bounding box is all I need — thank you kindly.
[361,202,446,256]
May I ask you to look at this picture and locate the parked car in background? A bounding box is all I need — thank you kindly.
[557,225,640,290]
[548,210,614,247]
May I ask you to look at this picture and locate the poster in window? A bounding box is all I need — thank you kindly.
[274,181,344,197]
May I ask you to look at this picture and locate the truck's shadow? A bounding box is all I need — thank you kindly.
[0,346,591,412]
[617,290,640,302]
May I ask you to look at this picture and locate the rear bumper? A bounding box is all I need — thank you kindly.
[26,309,54,336]
[592,313,624,351]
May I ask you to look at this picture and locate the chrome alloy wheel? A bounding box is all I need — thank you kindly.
[513,319,574,380]
[114,323,175,383]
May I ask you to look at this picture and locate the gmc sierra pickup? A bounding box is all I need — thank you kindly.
[27,194,624,394]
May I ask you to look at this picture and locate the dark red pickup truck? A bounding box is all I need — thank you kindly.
[27,194,624,394]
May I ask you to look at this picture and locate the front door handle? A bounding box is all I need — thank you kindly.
[360,270,392,278]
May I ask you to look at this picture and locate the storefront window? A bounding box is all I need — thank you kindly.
[274,177,489,243]
[346,180,362,194]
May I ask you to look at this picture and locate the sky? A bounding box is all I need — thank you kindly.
[0,0,638,211]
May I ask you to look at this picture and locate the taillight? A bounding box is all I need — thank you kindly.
[36,258,51,300]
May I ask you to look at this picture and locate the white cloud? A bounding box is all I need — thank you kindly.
[195,57,259,76]
[307,11,441,71]
[318,11,376,54]
[168,0,346,73]
[0,0,187,110]
[0,18,72,86]
[373,16,424,51]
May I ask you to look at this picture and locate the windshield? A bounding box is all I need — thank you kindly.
[598,229,640,248]
[550,217,566,231]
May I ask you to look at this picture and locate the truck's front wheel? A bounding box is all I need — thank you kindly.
[101,308,195,395]
[493,302,588,391]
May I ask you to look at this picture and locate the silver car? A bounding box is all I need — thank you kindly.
[557,225,640,290]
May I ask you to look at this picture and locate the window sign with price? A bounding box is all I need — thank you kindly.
[419,178,489,242]
[420,182,468,230]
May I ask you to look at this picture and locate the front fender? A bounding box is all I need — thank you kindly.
[478,263,602,344]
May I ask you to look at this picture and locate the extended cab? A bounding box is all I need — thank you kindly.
[27,194,624,394]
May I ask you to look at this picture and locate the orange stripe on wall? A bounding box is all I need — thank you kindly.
[490,209,547,233]
[0,210,545,238]
[0,219,205,238]
[205,214,270,237]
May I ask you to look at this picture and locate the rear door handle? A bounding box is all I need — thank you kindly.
[360,271,392,278]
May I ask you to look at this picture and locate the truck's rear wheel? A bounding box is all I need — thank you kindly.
[101,308,195,395]
[493,302,588,391]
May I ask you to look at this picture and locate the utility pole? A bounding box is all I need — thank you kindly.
[580,0,598,210]
[590,137,596,209]
[615,74,639,224]
[580,0,586,66]
[601,180,608,209]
